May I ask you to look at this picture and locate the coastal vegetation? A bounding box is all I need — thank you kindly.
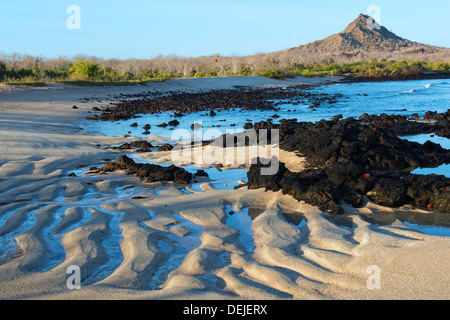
[0,54,449,85]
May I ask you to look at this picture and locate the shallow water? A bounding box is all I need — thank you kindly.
[130,154,248,191]
[150,213,204,290]
[359,211,450,237]
[402,134,450,177]
[225,206,255,252]
[82,79,450,140]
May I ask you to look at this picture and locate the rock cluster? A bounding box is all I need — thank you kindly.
[101,155,192,184]
[359,109,449,138]
[247,117,450,214]
[108,141,154,151]
[253,117,449,170]
[248,158,450,214]
[86,86,344,122]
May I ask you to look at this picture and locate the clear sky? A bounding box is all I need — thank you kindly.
[1,0,449,60]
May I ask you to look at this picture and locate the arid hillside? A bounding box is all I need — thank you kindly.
[269,14,450,64]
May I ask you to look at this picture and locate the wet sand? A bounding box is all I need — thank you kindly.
[0,76,449,300]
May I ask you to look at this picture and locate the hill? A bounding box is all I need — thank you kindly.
[269,14,450,63]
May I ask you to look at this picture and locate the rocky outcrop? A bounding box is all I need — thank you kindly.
[109,141,154,150]
[359,110,449,138]
[248,158,450,214]
[86,86,344,122]
[248,116,450,214]
[253,117,449,170]
[101,155,192,184]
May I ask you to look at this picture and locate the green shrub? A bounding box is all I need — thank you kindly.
[0,61,6,80]
[69,61,100,81]
[257,69,295,80]
[238,67,251,76]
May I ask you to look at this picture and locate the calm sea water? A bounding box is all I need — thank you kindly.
[82,79,450,140]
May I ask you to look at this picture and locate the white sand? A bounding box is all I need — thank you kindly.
[0,76,448,300]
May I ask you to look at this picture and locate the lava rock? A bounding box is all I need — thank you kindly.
[100,155,192,184]
[157,144,174,152]
[367,178,407,207]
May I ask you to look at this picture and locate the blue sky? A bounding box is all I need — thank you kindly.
[0,0,449,59]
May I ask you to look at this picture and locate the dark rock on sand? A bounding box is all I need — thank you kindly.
[101,155,192,184]
[135,148,152,153]
[254,117,449,170]
[246,115,450,214]
[130,141,154,149]
[157,144,174,152]
[110,141,154,150]
[403,174,450,212]
[248,157,450,214]
[367,178,407,207]
[247,157,289,192]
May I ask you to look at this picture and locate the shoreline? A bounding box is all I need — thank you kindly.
[0,76,449,300]
[343,72,450,83]
[2,72,450,92]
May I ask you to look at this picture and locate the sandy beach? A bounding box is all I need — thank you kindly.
[0,76,448,300]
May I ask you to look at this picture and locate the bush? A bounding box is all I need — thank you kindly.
[428,62,450,72]
[193,72,205,78]
[0,61,6,80]
[238,67,251,76]
[257,69,295,80]
[69,61,100,81]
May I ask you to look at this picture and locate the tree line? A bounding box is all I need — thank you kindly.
[0,52,449,84]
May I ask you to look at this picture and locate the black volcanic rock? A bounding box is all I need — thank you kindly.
[247,157,289,192]
[101,155,192,184]
[359,110,449,138]
[367,178,407,207]
[110,141,154,150]
[85,85,336,122]
[247,116,450,214]
[157,144,174,152]
[254,117,449,170]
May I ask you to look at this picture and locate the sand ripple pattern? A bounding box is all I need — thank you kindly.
[0,169,447,300]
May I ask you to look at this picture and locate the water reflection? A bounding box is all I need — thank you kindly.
[359,211,450,237]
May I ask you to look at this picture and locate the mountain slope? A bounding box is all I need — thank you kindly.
[270,14,450,63]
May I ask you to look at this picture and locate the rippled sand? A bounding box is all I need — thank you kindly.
[0,77,449,300]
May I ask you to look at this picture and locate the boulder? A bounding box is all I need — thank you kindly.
[367,178,406,207]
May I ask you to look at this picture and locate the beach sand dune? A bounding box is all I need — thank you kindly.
[0,77,448,300]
